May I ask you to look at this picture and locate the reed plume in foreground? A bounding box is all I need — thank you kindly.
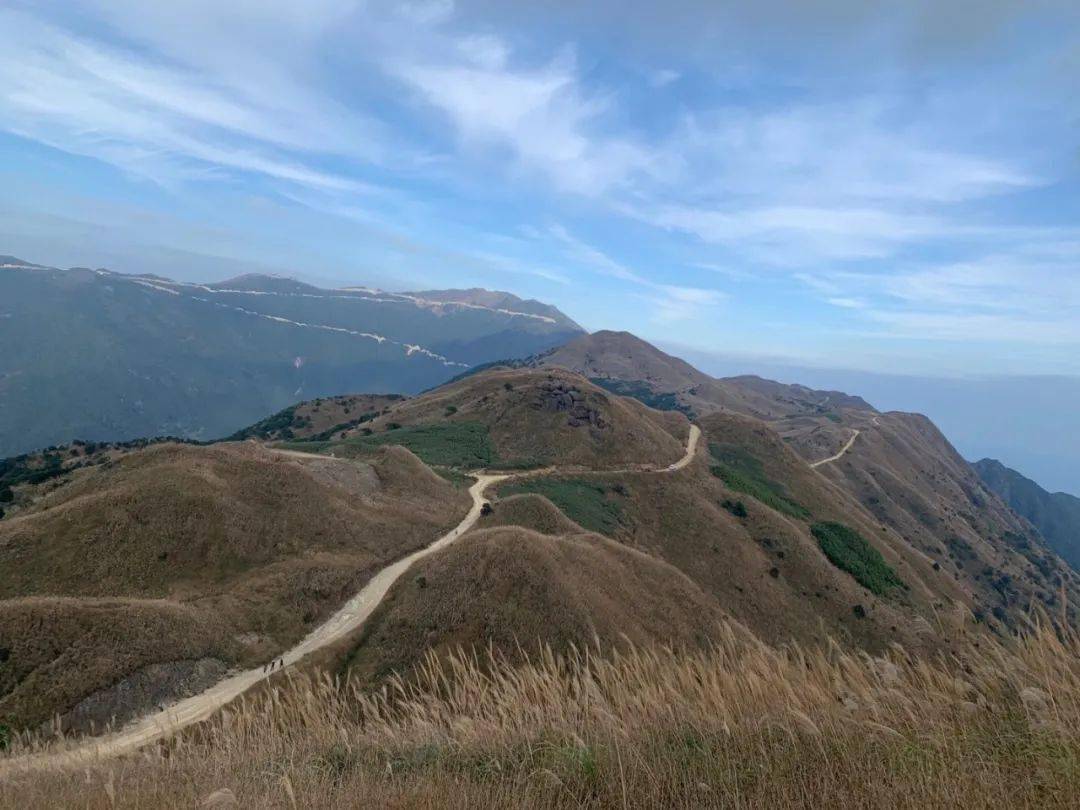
[3,621,1079,808]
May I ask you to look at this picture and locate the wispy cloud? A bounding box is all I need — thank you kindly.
[547,224,725,321]
[386,31,659,195]
[0,8,386,191]
[795,234,1080,343]
[640,204,951,264]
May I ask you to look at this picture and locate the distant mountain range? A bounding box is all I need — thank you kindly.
[0,255,582,456]
[974,458,1080,571]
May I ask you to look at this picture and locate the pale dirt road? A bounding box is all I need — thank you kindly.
[1,425,701,775]
[810,428,860,468]
[668,424,700,471]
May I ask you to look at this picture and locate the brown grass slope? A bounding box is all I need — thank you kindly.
[807,410,1080,630]
[477,492,585,534]
[0,442,469,731]
[341,526,731,686]
[489,409,962,655]
[5,622,1079,809]
[346,367,689,470]
[537,330,873,421]
[540,331,1078,637]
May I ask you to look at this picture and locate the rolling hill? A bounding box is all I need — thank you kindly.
[531,331,1080,632]
[0,441,469,732]
[2,331,1078,754]
[271,364,1078,660]
[0,256,582,457]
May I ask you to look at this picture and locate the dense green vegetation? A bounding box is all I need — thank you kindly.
[0,452,65,492]
[227,405,300,440]
[722,499,748,518]
[280,421,496,468]
[708,443,810,519]
[499,478,625,535]
[588,378,692,416]
[811,521,905,595]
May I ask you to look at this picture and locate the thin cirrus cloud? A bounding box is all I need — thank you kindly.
[0,1,1077,370]
[388,49,659,196]
[546,224,726,322]
[0,8,384,192]
[794,239,1080,345]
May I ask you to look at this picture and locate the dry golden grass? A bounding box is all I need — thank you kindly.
[3,620,1078,808]
[354,367,689,470]
[342,525,728,687]
[0,442,470,731]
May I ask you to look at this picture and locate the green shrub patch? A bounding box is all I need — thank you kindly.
[708,443,810,519]
[279,421,495,468]
[811,521,905,595]
[499,478,625,535]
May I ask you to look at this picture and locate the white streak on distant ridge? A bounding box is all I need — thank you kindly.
[123,277,556,323]
[118,274,467,366]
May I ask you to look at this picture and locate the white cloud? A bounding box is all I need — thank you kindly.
[397,0,455,25]
[827,297,868,309]
[456,34,510,70]
[0,7,396,191]
[388,42,657,195]
[861,310,1080,344]
[641,204,949,263]
[649,69,681,87]
[667,101,1038,205]
[547,224,725,321]
[2,1,1073,364]
[795,234,1080,344]
[547,223,650,284]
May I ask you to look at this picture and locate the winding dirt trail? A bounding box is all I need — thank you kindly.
[810,429,861,468]
[1,425,700,776]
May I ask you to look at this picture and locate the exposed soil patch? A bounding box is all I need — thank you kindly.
[62,658,228,735]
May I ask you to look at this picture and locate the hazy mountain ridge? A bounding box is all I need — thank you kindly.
[974,458,1080,571]
[0,256,582,457]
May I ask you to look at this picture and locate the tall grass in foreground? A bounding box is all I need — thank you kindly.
[2,621,1079,808]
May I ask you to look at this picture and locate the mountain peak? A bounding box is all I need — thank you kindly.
[539,330,709,387]
[0,255,48,269]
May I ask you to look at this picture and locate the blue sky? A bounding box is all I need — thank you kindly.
[2,0,1079,376]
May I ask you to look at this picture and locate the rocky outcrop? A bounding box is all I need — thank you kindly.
[533,381,608,429]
